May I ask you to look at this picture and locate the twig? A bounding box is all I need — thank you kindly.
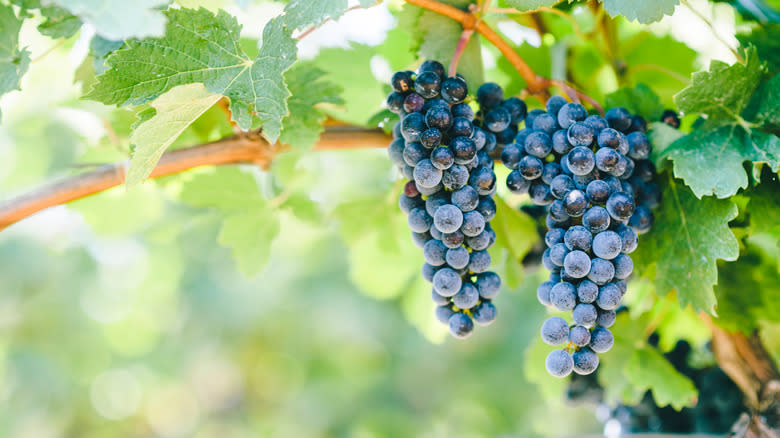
[681,0,744,63]
[404,0,549,97]
[449,5,478,77]
[0,127,391,231]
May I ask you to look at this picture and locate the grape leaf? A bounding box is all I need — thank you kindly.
[179,168,279,276]
[648,122,684,167]
[751,73,780,128]
[46,0,168,41]
[0,3,30,123]
[282,0,375,31]
[625,348,698,410]
[664,125,780,198]
[280,64,344,149]
[87,8,297,141]
[634,178,739,313]
[675,47,766,123]
[127,84,222,186]
[601,0,679,23]
[748,173,780,234]
[37,6,81,39]
[738,24,780,74]
[605,84,665,122]
[504,0,560,11]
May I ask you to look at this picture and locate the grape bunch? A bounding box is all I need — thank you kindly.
[385,60,501,339]
[494,93,657,377]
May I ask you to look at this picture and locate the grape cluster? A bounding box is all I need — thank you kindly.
[385,61,501,339]
[494,94,657,377]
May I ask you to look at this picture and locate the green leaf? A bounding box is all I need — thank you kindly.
[0,3,31,123]
[604,84,664,122]
[648,122,684,167]
[90,36,124,75]
[37,6,81,39]
[87,8,297,141]
[664,124,780,198]
[283,0,374,31]
[46,0,168,41]
[601,0,679,23]
[504,0,559,11]
[749,175,780,235]
[217,208,280,276]
[127,84,222,186]
[625,348,698,410]
[401,4,484,86]
[280,64,344,149]
[675,47,767,123]
[489,197,538,288]
[179,168,279,276]
[751,73,780,128]
[737,24,780,74]
[634,178,739,313]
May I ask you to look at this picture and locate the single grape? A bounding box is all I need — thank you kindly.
[425,106,452,130]
[452,281,480,309]
[595,147,621,173]
[590,327,614,353]
[564,250,591,279]
[567,122,595,147]
[433,267,463,297]
[435,305,455,324]
[573,303,598,328]
[506,170,531,194]
[466,229,491,251]
[557,102,588,129]
[413,159,443,188]
[532,113,558,134]
[500,142,523,169]
[605,107,631,132]
[629,115,647,133]
[476,82,504,110]
[386,91,404,114]
[552,129,573,155]
[546,350,574,378]
[627,131,650,160]
[549,200,569,223]
[606,192,635,221]
[570,325,592,347]
[567,146,596,176]
[485,106,512,133]
[550,281,578,311]
[503,97,528,124]
[541,316,570,345]
[391,70,414,93]
[596,309,616,328]
[442,165,469,191]
[563,189,588,217]
[472,301,497,326]
[585,179,612,204]
[541,162,562,185]
[596,282,622,310]
[582,206,611,234]
[596,128,622,149]
[408,208,432,233]
[430,146,455,170]
[450,116,474,137]
[451,136,477,165]
[433,204,464,234]
[629,205,654,234]
[451,185,479,212]
[441,230,465,249]
[529,181,554,205]
[572,347,599,375]
[404,93,425,113]
[476,197,496,222]
[403,141,428,167]
[446,246,470,269]
[448,312,474,338]
[550,174,576,200]
[549,243,569,267]
[577,280,599,304]
[546,95,568,117]
[418,60,445,78]
[518,155,544,180]
[461,210,486,237]
[431,288,450,306]
[399,194,423,215]
[420,128,442,150]
[615,224,638,254]
[475,272,501,299]
[411,231,431,248]
[564,225,593,252]
[525,109,546,130]
[452,102,474,121]
[612,253,634,279]
[588,257,615,285]
[469,166,496,195]
[661,109,681,128]
[441,76,468,104]
[537,281,554,306]
[525,131,553,158]
[584,114,608,133]
[422,263,439,283]
[414,71,441,98]
[592,230,622,260]
[423,239,447,266]
[468,250,491,273]
[424,192,448,216]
